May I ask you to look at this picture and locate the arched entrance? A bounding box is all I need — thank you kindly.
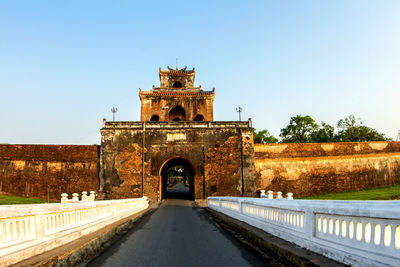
[169,106,186,121]
[160,158,194,200]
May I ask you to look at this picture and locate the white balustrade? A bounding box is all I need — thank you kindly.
[60,191,96,203]
[208,197,400,267]
[220,201,239,211]
[0,197,149,266]
[260,190,294,200]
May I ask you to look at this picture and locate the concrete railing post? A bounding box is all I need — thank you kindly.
[238,199,243,214]
[81,191,88,201]
[61,193,68,203]
[277,191,283,199]
[260,190,266,198]
[286,192,293,200]
[267,190,274,199]
[35,213,45,242]
[72,193,79,201]
[89,191,96,201]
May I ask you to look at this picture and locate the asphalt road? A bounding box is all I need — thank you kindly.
[167,181,189,193]
[87,199,267,267]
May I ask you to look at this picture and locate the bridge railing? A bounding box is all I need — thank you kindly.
[0,197,149,267]
[208,197,400,267]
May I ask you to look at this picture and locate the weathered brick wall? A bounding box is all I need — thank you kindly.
[205,132,256,197]
[101,121,256,201]
[0,144,100,200]
[255,142,400,197]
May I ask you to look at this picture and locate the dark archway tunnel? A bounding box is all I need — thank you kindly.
[160,158,194,200]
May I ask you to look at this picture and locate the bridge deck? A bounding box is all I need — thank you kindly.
[87,199,267,267]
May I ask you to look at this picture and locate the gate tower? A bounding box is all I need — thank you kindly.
[100,66,256,201]
[139,66,214,122]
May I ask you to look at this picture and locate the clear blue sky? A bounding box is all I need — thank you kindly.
[1,0,399,144]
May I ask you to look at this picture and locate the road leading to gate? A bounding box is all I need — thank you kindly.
[87,199,268,267]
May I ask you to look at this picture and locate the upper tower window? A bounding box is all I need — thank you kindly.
[193,114,205,121]
[159,67,195,88]
[172,81,182,88]
[150,115,160,121]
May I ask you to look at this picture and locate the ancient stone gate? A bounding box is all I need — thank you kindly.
[100,67,257,201]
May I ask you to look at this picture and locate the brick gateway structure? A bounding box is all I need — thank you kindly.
[100,67,257,201]
[1,66,400,201]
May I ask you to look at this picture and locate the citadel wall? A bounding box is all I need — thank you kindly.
[1,141,399,201]
[255,141,400,197]
[0,144,100,200]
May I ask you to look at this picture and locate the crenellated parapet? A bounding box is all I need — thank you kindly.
[102,119,252,130]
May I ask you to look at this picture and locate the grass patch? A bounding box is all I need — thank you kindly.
[300,185,400,200]
[0,194,57,205]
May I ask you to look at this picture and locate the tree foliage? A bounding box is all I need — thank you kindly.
[310,122,336,142]
[167,166,184,177]
[335,115,388,142]
[254,129,278,143]
[280,115,319,143]
[278,114,389,143]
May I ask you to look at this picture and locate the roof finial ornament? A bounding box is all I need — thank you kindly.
[176,58,178,70]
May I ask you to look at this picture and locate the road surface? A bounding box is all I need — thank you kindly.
[167,181,189,193]
[87,199,267,267]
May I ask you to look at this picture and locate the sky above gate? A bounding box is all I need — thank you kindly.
[1,0,399,144]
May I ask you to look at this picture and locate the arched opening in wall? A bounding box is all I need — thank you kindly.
[172,81,182,88]
[160,158,194,200]
[193,114,205,121]
[169,106,186,121]
[150,115,160,121]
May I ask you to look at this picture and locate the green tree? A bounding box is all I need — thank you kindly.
[336,114,389,142]
[253,129,278,144]
[280,115,319,143]
[167,166,184,177]
[310,122,336,142]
